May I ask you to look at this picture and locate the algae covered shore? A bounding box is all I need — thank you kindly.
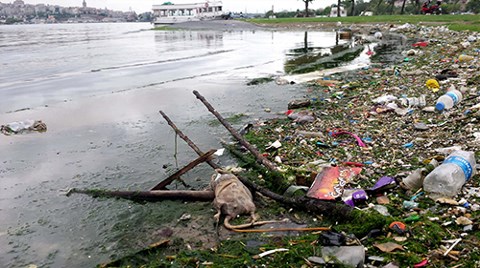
[100,21,480,267]
[2,19,480,267]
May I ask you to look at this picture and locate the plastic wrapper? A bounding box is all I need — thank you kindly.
[307,166,362,200]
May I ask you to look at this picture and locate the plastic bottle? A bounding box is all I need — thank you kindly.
[401,159,438,191]
[423,150,476,197]
[458,54,474,62]
[5,120,35,132]
[401,95,426,107]
[435,86,463,111]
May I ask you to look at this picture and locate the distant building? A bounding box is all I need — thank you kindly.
[360,11,373,16]
[152,1,223,24]
[330,5,347,17]
[13,0,24,7]
[0,0,138,24]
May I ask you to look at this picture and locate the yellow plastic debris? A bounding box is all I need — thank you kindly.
[426,79,440,92]
[458,54,474,62]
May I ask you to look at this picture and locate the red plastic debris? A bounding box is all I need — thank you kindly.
[343,161,365,167]
[389,221,407,235]
[412,41,429,47]
[413,259,429,267]
[389,221,406,230]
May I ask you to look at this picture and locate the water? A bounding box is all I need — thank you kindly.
[0,23,368,267]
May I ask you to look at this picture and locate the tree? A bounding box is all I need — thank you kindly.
[401,0,407,13]
[320,6,332,16]
[345,0,368,16]
[467,0,480,13]
[301,0,314,17]
[338,0,342,16]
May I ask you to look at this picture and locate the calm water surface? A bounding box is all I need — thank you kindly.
[0,23,362,267]
[0,22,354,113]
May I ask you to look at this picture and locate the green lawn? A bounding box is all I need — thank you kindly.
[247,14,480,32]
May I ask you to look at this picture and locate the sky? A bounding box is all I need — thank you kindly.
[20,0,338,13]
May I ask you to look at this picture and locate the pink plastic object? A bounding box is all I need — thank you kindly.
[330,130,366,147]
[413,259,428,267]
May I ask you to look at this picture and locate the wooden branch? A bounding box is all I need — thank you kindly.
[193,90,279,172]
[68,188,214,201]
[151,149,216,190]
[234,172,353,220]
[160,110,220,170]
[159,110,357,222]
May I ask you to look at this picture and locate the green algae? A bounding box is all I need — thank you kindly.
[246,77,274,86]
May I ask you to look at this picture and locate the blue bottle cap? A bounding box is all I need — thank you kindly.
[435,102,445,111]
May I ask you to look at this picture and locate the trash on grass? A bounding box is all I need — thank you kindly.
[252,248,289,259]
[329,129,367,147]
[319,231,347,246]
[308,246,365,267]
[374,242,404,252]
[306,166,362,200]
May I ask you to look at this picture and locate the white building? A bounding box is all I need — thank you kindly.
[152,1,223,24]
[330,5,347,17]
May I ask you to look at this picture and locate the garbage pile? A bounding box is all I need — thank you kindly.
[0,120,47,135]
[242,24,480,267]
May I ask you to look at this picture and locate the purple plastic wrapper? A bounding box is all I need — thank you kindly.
[344,199,355,207]
[352,189,368,202]
[370,176,396,192]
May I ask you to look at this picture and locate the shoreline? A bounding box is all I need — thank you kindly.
[3,21,480,267]
[106,22,480,267]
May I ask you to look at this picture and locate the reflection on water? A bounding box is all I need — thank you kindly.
[154,30,224,47]
[285,31,365,74]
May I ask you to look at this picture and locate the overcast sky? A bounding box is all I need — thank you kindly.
[20,0,338,13]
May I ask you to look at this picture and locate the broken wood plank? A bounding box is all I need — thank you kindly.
[151,149,216,190]
[193,90,279,172]
[68,189,214,201]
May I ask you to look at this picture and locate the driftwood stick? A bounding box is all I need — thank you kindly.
[193,90,278,172]
[160,110,220,170]
[236,173,353,219]
[161,109,352,218]
[68,188,214,201]
[161,109,356,222]
[151,149,216,190]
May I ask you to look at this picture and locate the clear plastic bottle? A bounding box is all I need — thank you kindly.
[423,150,476,197]
[435,86,463,111]
[401,95,426,107]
